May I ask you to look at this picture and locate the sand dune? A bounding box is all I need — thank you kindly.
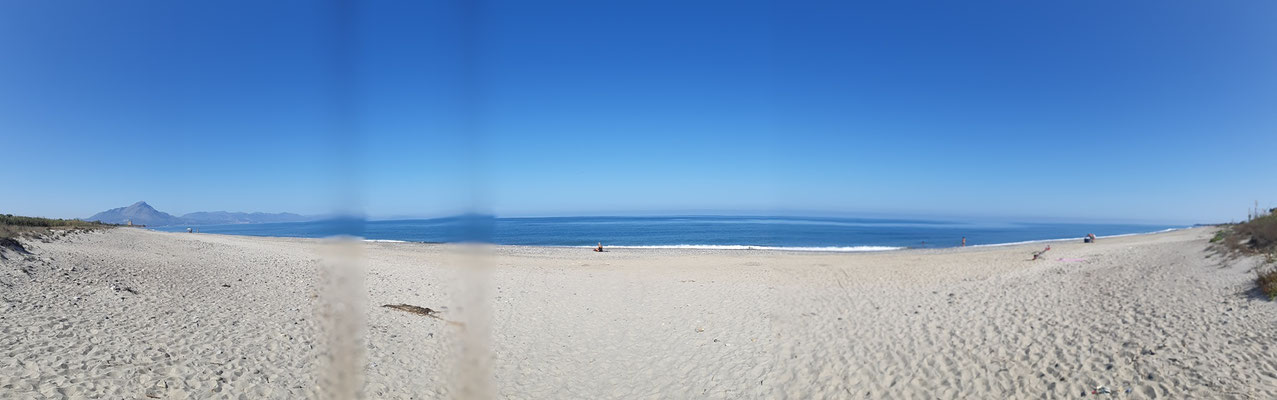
[2,227,1274,398]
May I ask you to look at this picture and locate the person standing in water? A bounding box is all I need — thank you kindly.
[961,237,966,247]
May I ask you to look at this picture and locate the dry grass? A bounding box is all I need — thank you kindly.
[1257,267,1277,300]
[1225,214,1277,254]
[1218,211,1277,300]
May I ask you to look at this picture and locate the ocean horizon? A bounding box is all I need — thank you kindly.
[151,215,1187,251]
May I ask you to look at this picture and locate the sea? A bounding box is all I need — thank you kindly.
[151,215,1186,251]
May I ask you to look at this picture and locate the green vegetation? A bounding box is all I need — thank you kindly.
[0,213,115,240]
[1210,230,1228,243]
[0,214,110,228]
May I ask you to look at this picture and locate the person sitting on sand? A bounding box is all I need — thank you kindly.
[1085,233,1097,243]
[1032,245,1051,260]
[594,242,603,252]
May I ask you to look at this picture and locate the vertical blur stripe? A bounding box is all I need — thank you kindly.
[450,215,496,398]
[452,242,495,399]
[318,0,366,398]
[319,237,366,399]
[316,0,498,397]
[453,0,496,398]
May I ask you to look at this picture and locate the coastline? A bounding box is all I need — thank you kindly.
[964,227,1187,249]
[151,225,1196,255]
[350,226,1191,253]
[148,216,1184,253]
[4,225,1274,398]
[169,225,1198,253]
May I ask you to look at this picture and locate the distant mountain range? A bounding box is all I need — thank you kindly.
[86,201,313,227]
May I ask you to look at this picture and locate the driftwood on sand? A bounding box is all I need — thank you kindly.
[382,304,466,328]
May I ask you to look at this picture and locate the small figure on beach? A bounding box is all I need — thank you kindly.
[961,237,966,247]
[187,227,193,233]
[1084,233,1096,243]
[594,242,603,252]
[1032,245,1051,260]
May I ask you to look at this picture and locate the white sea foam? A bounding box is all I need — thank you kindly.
[581,244,904,252]
[356,227,1187,250]
[968,227,1185,248]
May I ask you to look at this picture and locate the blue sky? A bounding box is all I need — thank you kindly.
[2,1,1275,224]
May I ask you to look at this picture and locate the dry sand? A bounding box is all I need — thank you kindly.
[2,227,1275,399]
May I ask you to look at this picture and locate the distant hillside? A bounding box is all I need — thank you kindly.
[181,211,310,225]
[87,202,184,226]
[87,202,314,227]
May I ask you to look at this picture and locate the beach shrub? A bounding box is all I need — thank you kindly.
[1224,213,1277,254]
[1257,267,1277,300]
[0,214,114,239]
[0,214,108,228]
[1215,209,1277,300]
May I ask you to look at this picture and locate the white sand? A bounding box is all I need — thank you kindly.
[2,227,1275,398]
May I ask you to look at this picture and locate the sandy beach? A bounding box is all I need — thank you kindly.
[2,227,1275,399]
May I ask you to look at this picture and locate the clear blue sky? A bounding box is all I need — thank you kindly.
[2,1,1275,224]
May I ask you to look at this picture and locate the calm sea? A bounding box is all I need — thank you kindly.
[151,216,1185,251]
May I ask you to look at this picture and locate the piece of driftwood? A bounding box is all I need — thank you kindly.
[382,304,437,317]
[382,304,466,328]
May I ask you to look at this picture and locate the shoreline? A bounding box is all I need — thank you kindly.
[964,227,1188,249]
[153,225,1197,254]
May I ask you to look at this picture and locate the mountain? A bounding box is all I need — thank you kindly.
[180,211,311,225]
[86,202,315,227]
[87,201,185,226]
